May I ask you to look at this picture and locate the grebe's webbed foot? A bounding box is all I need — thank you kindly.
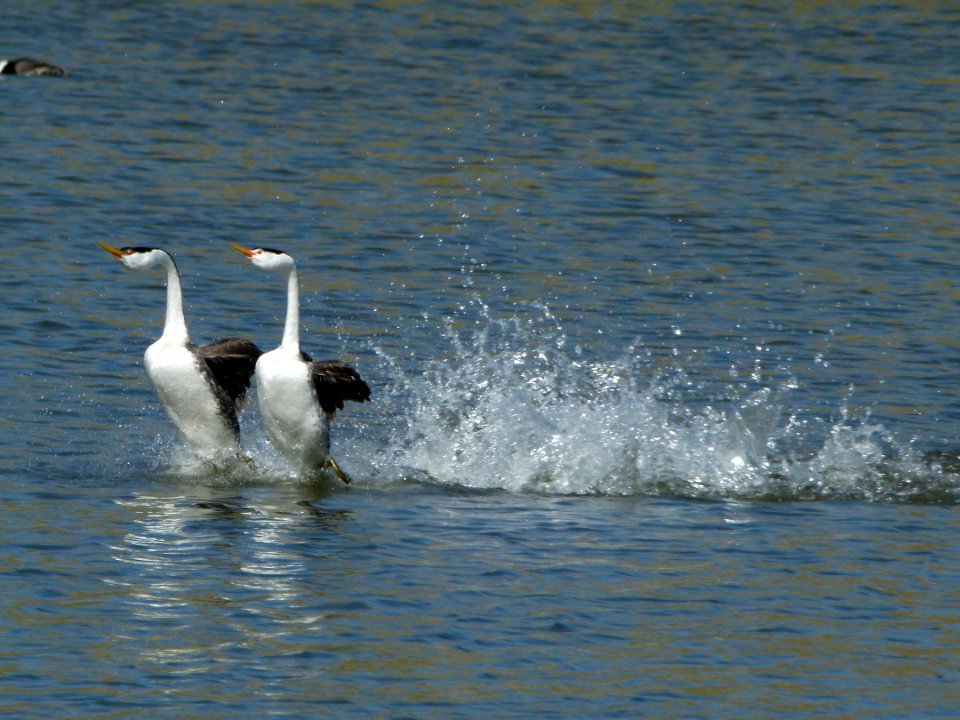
[326,455,351,485]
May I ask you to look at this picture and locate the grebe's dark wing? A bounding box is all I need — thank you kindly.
[194,338,263,406]
[302,353,371,415]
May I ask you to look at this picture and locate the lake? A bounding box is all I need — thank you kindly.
[2,2,959,717]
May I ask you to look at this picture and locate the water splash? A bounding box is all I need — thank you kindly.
[121,416,349,491]
[115,303,958,504]
[367,303,958,503]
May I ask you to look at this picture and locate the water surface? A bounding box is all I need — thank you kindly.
[2,2,960,717]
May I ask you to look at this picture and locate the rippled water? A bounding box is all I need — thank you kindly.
[3,2,960,717]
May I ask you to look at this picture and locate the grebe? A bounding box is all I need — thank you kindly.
[99,243,262,463]
[230,243,370,483]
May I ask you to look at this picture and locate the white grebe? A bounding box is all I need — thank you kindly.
[230,243,370,483]
[99,243,261,463]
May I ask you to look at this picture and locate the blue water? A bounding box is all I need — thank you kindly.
[3,2,960,717]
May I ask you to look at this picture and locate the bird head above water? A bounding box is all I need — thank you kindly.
[97,242,172,271]
[229,243,296,272]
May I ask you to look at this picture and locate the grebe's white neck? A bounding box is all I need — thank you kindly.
[229,244,302,352]
[158,251,190,346]
[280,263,300,352]
[101,245,191,346]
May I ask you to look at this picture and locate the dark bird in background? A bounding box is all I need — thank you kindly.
[1,57,65,76]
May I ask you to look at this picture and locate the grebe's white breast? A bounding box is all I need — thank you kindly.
[255,348,330,468]
[144,338,239,458]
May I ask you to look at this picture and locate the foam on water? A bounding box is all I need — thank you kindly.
[365,303,958,503]
[146,423,350,490]
[94,396,344,490]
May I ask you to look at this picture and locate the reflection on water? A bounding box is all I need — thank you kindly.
[110,486,352,674]
[1,481,958,718]
[105,488,960,717]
